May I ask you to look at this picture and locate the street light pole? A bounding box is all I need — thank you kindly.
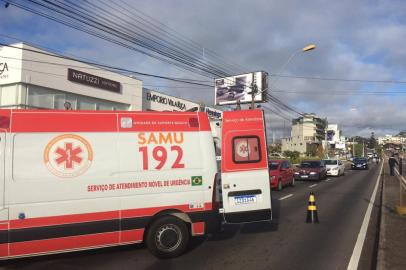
[268,44,316,92]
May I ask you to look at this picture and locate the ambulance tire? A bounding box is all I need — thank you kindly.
[146,216,190,258]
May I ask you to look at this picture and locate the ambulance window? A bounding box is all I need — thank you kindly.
[232,136,261,163]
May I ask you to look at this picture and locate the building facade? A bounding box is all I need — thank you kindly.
[0,43,143,111]
[281,113,328,154]
[378,134,406,145]
[0,42,224,122]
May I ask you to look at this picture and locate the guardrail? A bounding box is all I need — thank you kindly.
[395,157,406,215]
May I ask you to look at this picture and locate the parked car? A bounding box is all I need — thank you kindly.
[351,157,369,170]
[269,152,285,158]
[269,159,295,191]
[324,159,345,176]
[294,160,327,181]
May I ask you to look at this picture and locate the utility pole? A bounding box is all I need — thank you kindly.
[235,100,241,111]
[325,130,328,158]
[352,137,355,157]
[250,73,257,110]
[362,140,365,157]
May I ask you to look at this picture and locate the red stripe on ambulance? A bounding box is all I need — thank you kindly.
[9,202,212,230]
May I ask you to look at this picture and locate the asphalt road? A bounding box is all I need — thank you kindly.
[1,162,383,270]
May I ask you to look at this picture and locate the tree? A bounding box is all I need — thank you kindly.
[368,132,377,149]
[306,144,318,157]
[316,144,325,158]
[268,144,281,154]
[283,150,300,164]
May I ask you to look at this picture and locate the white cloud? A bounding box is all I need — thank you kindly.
[1,0,406,137]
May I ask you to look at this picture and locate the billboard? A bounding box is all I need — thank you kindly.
[335,143,346,149]
[327,130,335,142]
[215,71,268,105]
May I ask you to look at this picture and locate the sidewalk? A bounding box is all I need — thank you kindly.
[377,160,406,270]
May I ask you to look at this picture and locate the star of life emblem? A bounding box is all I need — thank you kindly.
[236,141,250,158]
[44,134,93,178]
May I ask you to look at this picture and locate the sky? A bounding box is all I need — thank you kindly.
[1,0,406,139]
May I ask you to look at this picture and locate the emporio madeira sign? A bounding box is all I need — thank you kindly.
[0,62,9,79]
[68,68,121,93]
[146,92,187,111]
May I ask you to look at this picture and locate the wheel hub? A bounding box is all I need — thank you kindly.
[156,225,182,252]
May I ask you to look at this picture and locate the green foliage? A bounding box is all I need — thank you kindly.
[354,143,364,157]
[268,144,281,153]
[283,150,301,164]
[368,132,377,149]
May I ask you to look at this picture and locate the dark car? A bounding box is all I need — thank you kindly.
[294,160,327,181]
[351,157,369,170]
[269,160,295,191]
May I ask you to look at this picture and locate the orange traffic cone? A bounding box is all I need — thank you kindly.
[306,192,319,223]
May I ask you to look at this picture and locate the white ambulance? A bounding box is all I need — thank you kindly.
[0,109,271,259]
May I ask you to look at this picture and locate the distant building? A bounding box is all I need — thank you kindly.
[378,134,406,145]
[326,124,346,150]
[281,113,327,154]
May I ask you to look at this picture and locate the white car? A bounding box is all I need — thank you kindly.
[324,159,345,176]
[270,152,285,158]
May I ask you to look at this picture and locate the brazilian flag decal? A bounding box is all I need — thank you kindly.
[191,176,203,186]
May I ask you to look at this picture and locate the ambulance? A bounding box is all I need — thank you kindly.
[0,109,271,259]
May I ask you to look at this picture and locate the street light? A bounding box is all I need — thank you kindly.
[266,43,316,143]
[268,43,316,92]
[302,44,316,52]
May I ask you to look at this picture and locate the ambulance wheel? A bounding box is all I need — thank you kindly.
[146,216,189,258]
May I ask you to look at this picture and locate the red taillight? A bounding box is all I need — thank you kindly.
[212,173,221,210]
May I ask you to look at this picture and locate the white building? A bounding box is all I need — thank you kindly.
[326,124,346,150]
[378,134,406,145]
[0,43,142,111]
[0,43,223,118]
[281,113,327,154]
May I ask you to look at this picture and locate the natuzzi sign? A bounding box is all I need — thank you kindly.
[67,68,121,93]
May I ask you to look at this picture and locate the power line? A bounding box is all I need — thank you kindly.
[0,43,214,87]
[272,89,406,95]
[6,0,236,79]
[269,73,406,84]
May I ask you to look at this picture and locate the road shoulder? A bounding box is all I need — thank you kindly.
[377,161,406,270]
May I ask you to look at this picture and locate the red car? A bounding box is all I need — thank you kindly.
[269,159,295,191]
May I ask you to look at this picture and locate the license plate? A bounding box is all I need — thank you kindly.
[234,195,257,205]
[357,165,362,167]
[301,175,309,178]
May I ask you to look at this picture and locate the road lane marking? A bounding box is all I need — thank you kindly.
[347,161,383,270]
[308,184,318,188]
[279,194,293,201]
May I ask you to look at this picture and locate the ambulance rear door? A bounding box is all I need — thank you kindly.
[220,110,271,223]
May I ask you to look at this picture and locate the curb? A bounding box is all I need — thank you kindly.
[376,165,386,270]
